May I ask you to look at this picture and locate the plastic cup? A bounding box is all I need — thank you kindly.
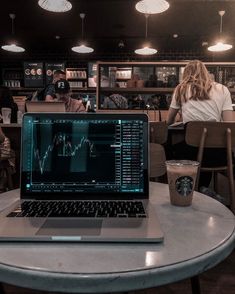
[1,108,12,124]
[165,160,199,206]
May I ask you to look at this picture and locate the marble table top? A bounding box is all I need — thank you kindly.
[0,182,234,293]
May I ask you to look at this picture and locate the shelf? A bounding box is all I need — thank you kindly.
[67,78,87,80]
[10,87,95,92]
[100,87,174,93]
[70,87,96,92]
[116,78,131,80]
[10,87,39,91]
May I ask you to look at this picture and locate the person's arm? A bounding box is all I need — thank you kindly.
[0,127,5,143]
[74,100,86,112]
[45,95,54,101]
[222,110,234,121]
[44,85,55,101]
[221,86,233,121]
[166,107,179,125]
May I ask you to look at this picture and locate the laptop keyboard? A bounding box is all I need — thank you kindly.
[7,200,147,218]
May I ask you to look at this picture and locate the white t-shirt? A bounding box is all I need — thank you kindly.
[170,82,233,123]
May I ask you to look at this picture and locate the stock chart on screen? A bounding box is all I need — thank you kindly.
[22,115,146,195]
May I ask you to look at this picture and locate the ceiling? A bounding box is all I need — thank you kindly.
[1,0,235,57]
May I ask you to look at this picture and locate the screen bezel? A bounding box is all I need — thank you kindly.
[20,113,149,200]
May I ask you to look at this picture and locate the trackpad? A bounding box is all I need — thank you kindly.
[36,219,102,236]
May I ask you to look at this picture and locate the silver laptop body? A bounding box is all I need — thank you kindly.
[0,113,163,242]
[26,101,66,113]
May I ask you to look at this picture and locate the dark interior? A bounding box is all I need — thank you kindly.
[1,0,235,62]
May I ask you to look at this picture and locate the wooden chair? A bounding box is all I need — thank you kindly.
[185,121,235,213]
[149,121,168,144]
[149,121,168,182]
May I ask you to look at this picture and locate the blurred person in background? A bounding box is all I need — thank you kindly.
[166,60,233,192]
[167,60,233,124]
[0,127,5,143]
[0,86,18,123]
[44,70,66,101]
[54,79,85,112]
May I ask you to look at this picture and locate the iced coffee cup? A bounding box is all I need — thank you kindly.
[165,160,199,206]
[1,108,11,124]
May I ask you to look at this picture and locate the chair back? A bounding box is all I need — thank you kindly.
[150,143,166,179]
[185,121,235,148]
[149,121,168,144]
[185,121,235,213]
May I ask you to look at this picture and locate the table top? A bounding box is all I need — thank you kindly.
[0,182,234,293]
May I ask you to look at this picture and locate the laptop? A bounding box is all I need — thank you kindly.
[0,113,163,242]
[26,101,66,113]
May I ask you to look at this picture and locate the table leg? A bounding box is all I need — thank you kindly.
[191,275,201,294]
[0,283,5,294]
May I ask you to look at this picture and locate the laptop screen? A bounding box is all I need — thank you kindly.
[21,113,149,200]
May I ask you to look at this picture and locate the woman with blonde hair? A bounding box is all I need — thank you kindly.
[167,60,234,192]
[167,60,233,125]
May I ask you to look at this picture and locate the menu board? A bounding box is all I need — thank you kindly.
[45,62,65,85]
[23,62,44,88]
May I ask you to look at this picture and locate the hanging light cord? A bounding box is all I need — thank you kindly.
[145,14,149,39]
[11,18,14,35]
[9,14,16,35]
[219,11,225,34]
[82,17,84,40]
[220,14,223,34]
[80,13,86,41]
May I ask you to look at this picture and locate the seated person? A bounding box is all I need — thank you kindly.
[166,60,234,189]
[0,127,15,192]
[103,94,128,109]
[0,127,5,143]
[54,79,86,112]
[44,70,66,101]
[0,86,18,123]
[167,60,233,125]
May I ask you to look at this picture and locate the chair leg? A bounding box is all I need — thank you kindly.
[227,128,235,214]
[227,167,235,214]
[0,283,5,294]
[191,275,201,294]
[6,173,14,190]
[213,171,217,192]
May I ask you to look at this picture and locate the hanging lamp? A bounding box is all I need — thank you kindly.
[135,14,157,55]
[1,14,25,53]
[72,13,94,54]
[38,0,72,13]
[135,0,169,14]
[208,11,232,52]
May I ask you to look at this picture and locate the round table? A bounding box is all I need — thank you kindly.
[0,182,234,293]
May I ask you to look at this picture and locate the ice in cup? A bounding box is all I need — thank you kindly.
[165,160,199,206]
[1,108,12,124]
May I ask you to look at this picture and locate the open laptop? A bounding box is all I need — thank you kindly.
[26,101,66,113]
[0,113,163,242]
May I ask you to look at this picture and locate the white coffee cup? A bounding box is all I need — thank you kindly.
[1,108,12,124]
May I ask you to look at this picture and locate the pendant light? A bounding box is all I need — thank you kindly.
[135,0,169,14]
[135,14,157,55]
[72,13,94,54]
[38,0,72,13]
[208,11,232,52]
[1,14,25,53]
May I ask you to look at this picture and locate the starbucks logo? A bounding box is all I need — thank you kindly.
[175,176,193,197]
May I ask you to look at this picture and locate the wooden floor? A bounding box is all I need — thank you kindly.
[2,249,235,294]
